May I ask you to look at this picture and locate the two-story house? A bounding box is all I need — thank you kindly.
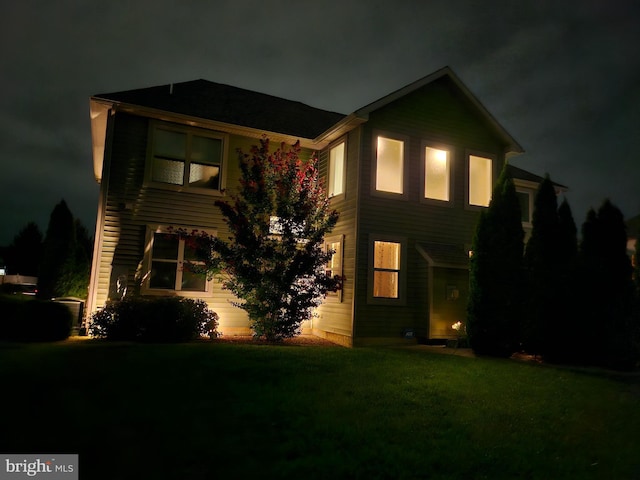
[87,66,528,346]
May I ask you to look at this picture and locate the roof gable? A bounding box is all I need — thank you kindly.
[351,67,523,155]
[94,80,346,140]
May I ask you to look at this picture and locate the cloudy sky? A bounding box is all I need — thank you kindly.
[1,0,639,246]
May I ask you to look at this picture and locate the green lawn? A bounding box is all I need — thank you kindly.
[1,341,639,479]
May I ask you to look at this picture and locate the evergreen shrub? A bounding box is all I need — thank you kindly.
[89,296,219,342]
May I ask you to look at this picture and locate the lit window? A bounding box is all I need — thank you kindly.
[425,147,450,201]
[376,136,404,194]
[325,236,343,301]
[147,230,209,293]
[151,126,224,192]
[373,241,401,298]
[328,142,345,197]
[469,155,492,206]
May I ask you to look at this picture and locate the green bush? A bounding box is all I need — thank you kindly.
[0,296,72,342]
[89,296,219,342]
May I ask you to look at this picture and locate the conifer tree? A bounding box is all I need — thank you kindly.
[523,175,560,356]
[467,166,524,356]
[6,222,43,276]
[194,138,341,341]
[38,200,92,299]
[578,200,636,368]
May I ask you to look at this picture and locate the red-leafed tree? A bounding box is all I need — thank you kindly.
[192,138,341,341]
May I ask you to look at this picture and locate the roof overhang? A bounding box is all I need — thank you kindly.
[89,97,328,184]
[416,242,470,269]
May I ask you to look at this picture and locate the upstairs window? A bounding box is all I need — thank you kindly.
[469,155,492,207]
[424,146,450,202]
[328,142,345,197]
[516,190,533,224]
[150,124,225,193]
[375,136,404,194]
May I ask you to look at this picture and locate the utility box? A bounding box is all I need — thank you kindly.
[53,297,85,335]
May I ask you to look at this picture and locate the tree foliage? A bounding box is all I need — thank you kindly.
[577,200,637,369]
[38,200,92,299]
[5,222,43,276]
[194,138,341,341]
[467,166,524,356]
[522,176,578,360]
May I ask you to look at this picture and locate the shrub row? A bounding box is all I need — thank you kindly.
[89,296,218,342]
[0,296,73,342]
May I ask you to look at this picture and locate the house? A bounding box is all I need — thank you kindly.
[506,164,568,241]
[88,66,543,346]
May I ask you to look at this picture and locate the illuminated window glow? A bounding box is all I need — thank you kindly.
[376,137,404,194]
[373,241,401,298]
[425,147,450,201]
[469,155,492,206]
[325,237,343,300]
[328,142,345,197]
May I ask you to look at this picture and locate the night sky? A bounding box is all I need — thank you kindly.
[1,0,639,246]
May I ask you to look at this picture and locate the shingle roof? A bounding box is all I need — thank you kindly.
[94,80,346,140]
[506,164,568,190]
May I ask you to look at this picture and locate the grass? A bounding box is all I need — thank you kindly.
[1,341,639,479]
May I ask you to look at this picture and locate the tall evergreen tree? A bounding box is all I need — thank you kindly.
[523,175,560,356]
[39,200,76,299]
[467,166,524,357]
[552,198,579,362]
[578,200,636,368]
[38,200,92,299]
[6,222,43,276]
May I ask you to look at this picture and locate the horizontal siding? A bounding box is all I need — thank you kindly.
[315,131,360,341]
[353,77,509,342]
[93,113,333,334]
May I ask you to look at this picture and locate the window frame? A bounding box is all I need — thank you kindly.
[515,189,533,226]
[466,151,496,209]
[324,234,344,302]
[327,139,346,199]
[371,132,409,200]
[421,141,454,206]
[145,121,229,195]
[367,234,408,305]
[141,225,215,297]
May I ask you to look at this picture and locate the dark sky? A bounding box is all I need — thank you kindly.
[1,0,639,246]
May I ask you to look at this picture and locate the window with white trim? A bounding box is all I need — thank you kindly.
[469,154,492,207]
[325,235,343,301]
[144,227,212,295]
[424,146,451,201]
[373,240,401,299]
[149,123,225,193]
[516,190,533,224]
[375,136,404,194]
[328,142,345,197]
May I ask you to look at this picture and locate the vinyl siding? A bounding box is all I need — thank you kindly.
[353,76,508,343]
[315,131,360,344]
[91,112,319,334]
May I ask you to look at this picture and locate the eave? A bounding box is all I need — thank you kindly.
[89,97,327,184]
